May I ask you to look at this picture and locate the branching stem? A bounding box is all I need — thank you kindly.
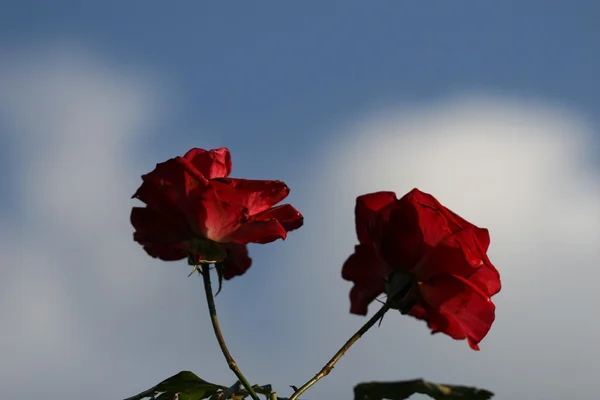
[289,302,392,400]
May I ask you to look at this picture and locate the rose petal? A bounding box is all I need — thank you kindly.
[131,207,192,261]
[183,147,232,179]
[222,219,288,244]
[342,244,388,315]
[196,185,247,242]
[355,192,397,246]
[348,285,381,316]
[133,158,210,222]
[407,188,479,234]
[452,227,501,296]
[473,227,491,252]
[404,189,499,293]
[465,261,501,298]
[137,241,188,261]
[211,178,291,216]
[221,243,252,280]
[131,207,195,243]
[252,204,304,232]
[401,190,450,248]
[417,273,496,350]
[407,226,501,297]
[386,190,500,298]
[132,180,188,228]
[406,228,500,296]
[380,200,425,272]
[142,157,208,196]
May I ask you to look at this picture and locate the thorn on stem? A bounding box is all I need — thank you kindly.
[188,264,200,277]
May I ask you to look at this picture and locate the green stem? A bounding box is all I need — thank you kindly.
[289,302,392,400]
[200,265,260,400]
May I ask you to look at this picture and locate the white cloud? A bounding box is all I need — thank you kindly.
[271,94,600,400]
[0,44,222,399]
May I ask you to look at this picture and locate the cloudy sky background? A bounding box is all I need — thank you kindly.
[1,2,599,400]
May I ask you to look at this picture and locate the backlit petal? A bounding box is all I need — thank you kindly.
[183,147,232,179]
[252,204,304,232]
[222,219,288,244]
[418,273,496,350]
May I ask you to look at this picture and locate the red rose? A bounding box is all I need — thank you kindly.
[342,189,501,350]
[131,147,303,279]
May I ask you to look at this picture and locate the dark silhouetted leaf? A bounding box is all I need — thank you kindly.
[354,379,493,400]
[124,371,226,400]
[246,384,290,400]
[250,384,272,395]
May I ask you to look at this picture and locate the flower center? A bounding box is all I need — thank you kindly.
[385,271,421,314]
[186,238,227,264]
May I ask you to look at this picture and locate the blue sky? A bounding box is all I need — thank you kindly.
[3,1,598,157]
[1,2,599,400]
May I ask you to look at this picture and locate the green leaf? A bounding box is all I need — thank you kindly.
[354,379,494,400]
[245,384,289,399]
[124,371,227,400]
[250,384,273,395]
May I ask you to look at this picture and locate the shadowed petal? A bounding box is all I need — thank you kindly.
[221,243,252,280]
[355,192,397,246]
[342,244,388,315]
[137,242,188,261]
[133,157,209,221]
[131,207,195,243]
[380,201,425,272]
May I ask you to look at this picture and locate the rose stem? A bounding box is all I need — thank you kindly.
[289,302,392,400]
[200,265,260,400]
